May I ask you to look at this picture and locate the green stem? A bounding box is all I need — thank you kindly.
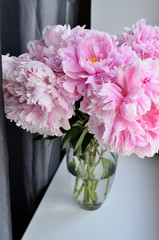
[84,184,89,203]
[91,138,102,158]
[102,158,106,179]
[72,134,113,206]
[104,177,110,199]
[94,180,99,190]
[76,183,85,199]
[87,180,98,203]
[91,181,96,191]
[73,177,79,195]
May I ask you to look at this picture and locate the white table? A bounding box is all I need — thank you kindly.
[22,154,159,240]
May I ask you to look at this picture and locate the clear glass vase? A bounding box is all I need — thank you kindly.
[66,138,118,210]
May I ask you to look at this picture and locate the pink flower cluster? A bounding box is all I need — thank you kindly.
[3,20,159,157]
[2,54,74,136]
[121,19,159,60]
[81,59,159,157]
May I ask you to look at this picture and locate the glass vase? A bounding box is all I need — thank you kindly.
[66,138,118,210]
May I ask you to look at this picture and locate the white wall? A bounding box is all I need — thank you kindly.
[91,0,159,34]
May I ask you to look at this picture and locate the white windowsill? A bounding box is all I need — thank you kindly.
[22,154,159,240]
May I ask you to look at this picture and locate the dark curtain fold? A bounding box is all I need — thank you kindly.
[66,0,91,28]
[0,0,91,239]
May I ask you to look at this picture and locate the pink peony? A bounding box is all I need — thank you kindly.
[27,24,85,72]
[121,19,159,60]
[81,59,159,158]
[2,54,75,136]
[60,29,136,96]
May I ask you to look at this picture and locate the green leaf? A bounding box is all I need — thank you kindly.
[62,129,73,149]
[72,120,83,128]
[81,132,94,153]
[62,124,83,149]
[80,151,90,161]
[73,145,83,156]
[75,109,89,121]
[74,127,88,152]
[69,127,83,148]
[82,119,88,127]
[69,115,79,126]
[48,136,58,146]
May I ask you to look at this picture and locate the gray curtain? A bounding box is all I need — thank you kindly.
[0,15,12,240]
[0,0,91,239]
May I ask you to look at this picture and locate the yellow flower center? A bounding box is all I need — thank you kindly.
[89,57,100,63]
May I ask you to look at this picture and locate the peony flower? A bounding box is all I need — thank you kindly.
[121,19,159,60]
[2,54,75,136]
[81,59,159,158]
[27,24,86,73]
[60,29,137,96]
[27,25,71,72]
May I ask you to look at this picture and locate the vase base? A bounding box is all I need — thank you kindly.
[78,202,102,211]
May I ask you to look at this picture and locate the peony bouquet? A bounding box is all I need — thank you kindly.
[3,19,159,159]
